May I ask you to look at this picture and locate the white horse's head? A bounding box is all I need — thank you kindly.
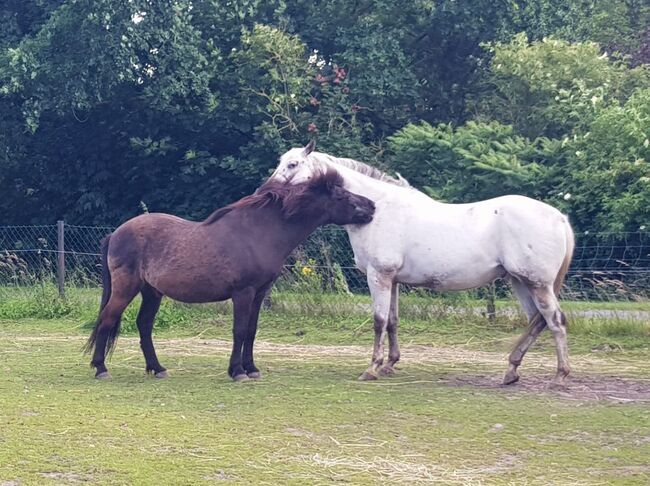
[271,140,320,184]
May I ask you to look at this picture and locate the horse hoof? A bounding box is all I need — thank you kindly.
[155,370,169,379]
[95,371,111,380]
[379,366,395,376]
[502,371,520,386]
[358,371,378,381]
[247,371,261,379]
[232,373,249,382]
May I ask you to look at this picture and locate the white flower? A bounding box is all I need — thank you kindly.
[131,11,146,24]
[563,193,572,201]
[640,225,646,231]
[584,230,590,235]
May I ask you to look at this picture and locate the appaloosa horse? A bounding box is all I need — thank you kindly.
[85,169,374,381]
[271,141,575,387]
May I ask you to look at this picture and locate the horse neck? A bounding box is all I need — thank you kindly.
[321,163,390,201]
[246,205,328,257]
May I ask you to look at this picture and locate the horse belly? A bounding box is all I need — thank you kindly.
[398,246,505,291]
[148,273,232,303]
[144,256,237,303]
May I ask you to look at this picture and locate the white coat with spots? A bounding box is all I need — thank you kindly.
[271,142,575,386]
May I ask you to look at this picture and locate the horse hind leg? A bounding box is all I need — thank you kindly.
[90,269,141,379]
[531,285,571,387]
[136,284,166,378]
[503,278,546,385]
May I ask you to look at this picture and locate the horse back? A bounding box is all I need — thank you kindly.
[107,213,201,286]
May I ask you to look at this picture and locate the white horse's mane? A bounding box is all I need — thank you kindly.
[310,152,411,188]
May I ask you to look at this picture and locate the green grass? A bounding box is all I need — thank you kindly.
[1,313,650,485]
[0,283,648,365]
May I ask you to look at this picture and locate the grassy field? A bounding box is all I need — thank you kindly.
[1,306,650,485]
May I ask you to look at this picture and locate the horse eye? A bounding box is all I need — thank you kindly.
[287,161,298,169]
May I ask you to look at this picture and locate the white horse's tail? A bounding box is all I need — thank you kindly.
[554,221,575,297]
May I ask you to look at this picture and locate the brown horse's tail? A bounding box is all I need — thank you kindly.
[83,234,118,355]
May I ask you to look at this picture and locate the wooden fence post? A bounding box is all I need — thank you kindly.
[57,220,65,298]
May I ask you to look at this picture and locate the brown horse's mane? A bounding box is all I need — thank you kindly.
[202,169,344,225]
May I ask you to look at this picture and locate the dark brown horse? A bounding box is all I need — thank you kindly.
[84,170,374,381]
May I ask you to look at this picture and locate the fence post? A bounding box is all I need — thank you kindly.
[57,220,65,298]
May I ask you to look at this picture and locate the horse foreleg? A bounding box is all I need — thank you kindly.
[242,285,272,379]
[379,283,400,376]
[228,287,256,382]
[136,285,166,378]
[359,268,394,381]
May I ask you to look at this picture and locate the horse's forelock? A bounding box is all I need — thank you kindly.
[280,169,343,219]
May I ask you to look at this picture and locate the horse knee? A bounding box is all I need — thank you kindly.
[546,310,567,334]
[373,314,388,334]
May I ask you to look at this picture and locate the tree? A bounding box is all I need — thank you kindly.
[473,33,650,139]
[387,120,545,202]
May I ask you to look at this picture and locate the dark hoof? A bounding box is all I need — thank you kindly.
[154,370,170,379]
[502,371,520,386]
[247,371,261,379]
[379,365,395,376]
[232,373,249,382]
[95,371,111,380]
[358,371,378,381]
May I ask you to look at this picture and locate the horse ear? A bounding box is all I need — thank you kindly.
[303,139,316,156]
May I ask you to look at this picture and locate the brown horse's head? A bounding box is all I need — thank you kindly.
[281,169,375,225]
[203,169,374,226]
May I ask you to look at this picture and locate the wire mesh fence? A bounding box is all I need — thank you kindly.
[0,222,648,318]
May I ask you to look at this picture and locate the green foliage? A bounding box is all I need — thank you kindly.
[0,0,648,235]
[559,88,650,232]
[512,0,650,64]
[387,120,545,201]
[475,33,650,138]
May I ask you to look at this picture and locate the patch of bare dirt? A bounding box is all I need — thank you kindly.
[39,472,91,483]
[439,373,650,402]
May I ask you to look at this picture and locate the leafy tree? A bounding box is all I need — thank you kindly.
[0,0,648,235]
[512,0,650,64]
[387,120,545,202]
[473,33,650,138]
[558,88,650,232]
